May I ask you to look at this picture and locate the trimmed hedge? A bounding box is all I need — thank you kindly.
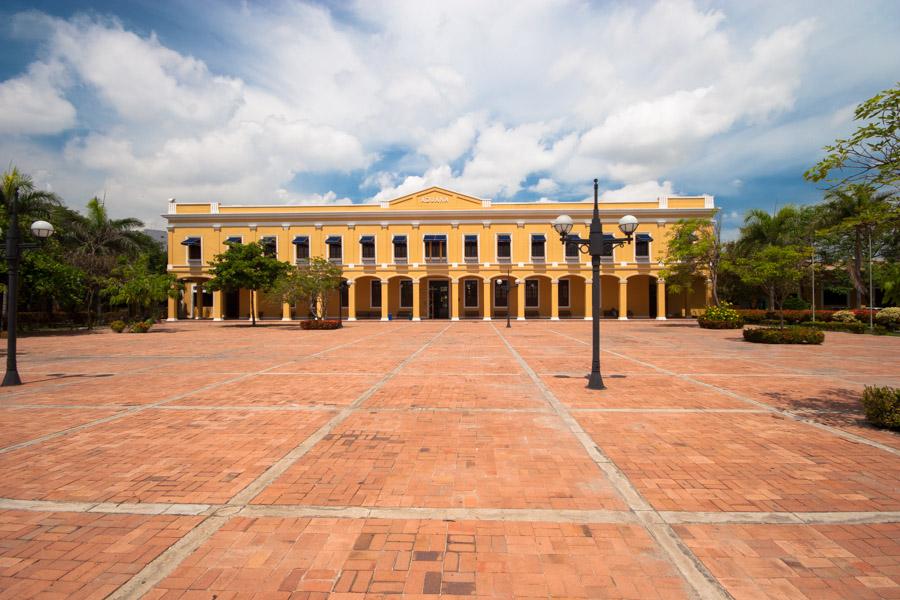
[742,327,824,344]
[300,319,342,330]
[861,386,900,430]
[735,309,837,324]
[806,321,866,334]
[698,317,744,329]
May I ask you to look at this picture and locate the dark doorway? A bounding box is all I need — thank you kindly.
[649,279,657,319]
[224,290,240,319]
[428,280,449,319]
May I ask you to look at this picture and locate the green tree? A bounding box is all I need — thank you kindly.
[815,184,899,307]
[660,217,723,306]
[1,167,61,234]
[101,254,179,319]
[728,245,811,327]
[21,251,87,317]
[273,257,343,320]
[205,242,288,325]
[804,82,899,190]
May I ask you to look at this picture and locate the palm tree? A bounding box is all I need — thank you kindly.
[817,185,899,307]
[68,198,149,327]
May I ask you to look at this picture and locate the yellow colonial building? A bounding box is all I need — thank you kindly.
[164,187,714,322]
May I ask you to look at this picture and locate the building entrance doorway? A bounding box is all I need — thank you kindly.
[224,290,240,319]
[428,280,450,319]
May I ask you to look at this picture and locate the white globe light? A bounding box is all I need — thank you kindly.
[618,214,638,235]
[552,214,574,236]
[30,220,54,239]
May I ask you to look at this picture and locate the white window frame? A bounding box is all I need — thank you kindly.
[634,233,652,262]
[463,234,479,262]
[185,237,202,263]
[493,278,510,308]
[371,279,382,308]
[360,234,377,263]
[326,235,343,263]
[530,234,546,262]
[392,235,408,263]
[524,279,540,308]
[294,236,310,263]
[463,279,479,308]
[496,233,512,262]
[399,279,413,308]
[565,236,580,262]
[558,279,570,308]
[423,234,448,263]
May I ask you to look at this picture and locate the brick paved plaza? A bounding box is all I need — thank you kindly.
[0,321,898,599]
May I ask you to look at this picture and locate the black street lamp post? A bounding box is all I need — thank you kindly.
[552,179,638,390]
[3,188,55,386]
[505,263,517,329]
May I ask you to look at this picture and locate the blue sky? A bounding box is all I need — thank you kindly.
[1,1,898,236]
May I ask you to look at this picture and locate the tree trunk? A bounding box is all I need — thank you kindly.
[768,289,775,311]
[250,290,256,326]
[849,230,865,308]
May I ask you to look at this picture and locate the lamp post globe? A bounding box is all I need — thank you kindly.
[552,214,574,238]
[30,220,54,239]
[618,214,638,236]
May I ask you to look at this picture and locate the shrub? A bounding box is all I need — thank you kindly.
[806,320,866,334]
[299,319,342,330]
[742,326,824,344]
[832,309,858,323]
[735,309,768,324]
[853,308,877,321]
[129,321,152,333]
[110,320,127,333]
[697,303,744,329]
[861,386,900,430]
[875,307,900,330]
[783,296,810,310]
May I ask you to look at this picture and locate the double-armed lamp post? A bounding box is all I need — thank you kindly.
[3,188,55,386]
[552,179,638,390]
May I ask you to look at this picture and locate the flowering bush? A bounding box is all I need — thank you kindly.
[861,386,900,430]
[697,303,743,329]
[875,307,900,329]
[130,321,152,333]
[832,310,858,323]
[110,320,127,333]
[742,327,824,344]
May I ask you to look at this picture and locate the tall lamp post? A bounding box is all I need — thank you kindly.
[3,188,55,386]
[505,263,517,328]
[552,179,637,390]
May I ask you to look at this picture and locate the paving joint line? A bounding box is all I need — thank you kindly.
[549,328,900,457]
[495,324,731,600]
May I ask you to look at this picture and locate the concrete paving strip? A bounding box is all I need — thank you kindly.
[660,511,900,525]
[493,324,731,600]
[570,408,771,413]
[549,328,900,457]
[0,326,403,455]
[239,505,641,523]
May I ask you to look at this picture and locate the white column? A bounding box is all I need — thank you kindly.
[656,278,667,320]
[618,280,628,320]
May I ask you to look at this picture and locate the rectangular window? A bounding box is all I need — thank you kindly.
[559,279,570,307]
[464,280,479,308]
[494,279,509,307]
[525,279,539,308]
[360,235,376,262]
[601,233,614,261]
[260,236,277,257]
[423,234,447,262]
[399,279,413,308]
[531,234,546,260]
[464,235,478,261]
[224,236,242,245]
[181,237,202,261]
[293,236,309,262]
[393,235,408,261]
[371,280,382,308]
[636,233,652,261]
[497,234,511,261]
[326,236,342,262]
[565,238,579,260]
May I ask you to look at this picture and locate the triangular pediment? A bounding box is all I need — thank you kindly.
[386,187,484,210]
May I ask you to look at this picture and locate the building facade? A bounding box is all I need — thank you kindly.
[164,187,715,321]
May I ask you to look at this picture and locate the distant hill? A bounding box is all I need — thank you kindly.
[144,229,167,248]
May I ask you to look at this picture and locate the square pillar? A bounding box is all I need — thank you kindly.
[584,279,592,320]
[705,278,713,307]
[381,279,390,321]
[347,281,357,321]
[618,279,628,320]
[412,280,421,321]
[483,279,492,320]
[451,280,460,321]
[550,280,560,320]
[516,279,525,320]
[212,290,223,321]
[167,295,178,321]
[282,302,292,321]
[195,284,204,319]
[656,278,667,320]
[250,290,259,321]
